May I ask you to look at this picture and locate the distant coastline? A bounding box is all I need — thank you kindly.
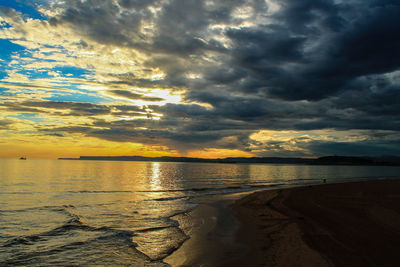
[58,155,400,166]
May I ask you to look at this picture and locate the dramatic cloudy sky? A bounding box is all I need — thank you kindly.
[0,0,399,158]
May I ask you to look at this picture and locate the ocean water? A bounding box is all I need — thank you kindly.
[1,159,399,266]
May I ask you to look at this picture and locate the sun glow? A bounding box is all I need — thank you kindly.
[150,162,162,191]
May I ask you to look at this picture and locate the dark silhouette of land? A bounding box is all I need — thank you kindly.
[58,155,400,166]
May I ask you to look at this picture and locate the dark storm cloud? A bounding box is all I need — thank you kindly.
[227,1,400,101]
[275,0,346,33]
[183,91,329,122]
[333,77,400,117]
[226,27,307,64]
[10,0,399,156]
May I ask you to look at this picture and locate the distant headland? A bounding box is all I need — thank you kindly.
[58,155,400,166]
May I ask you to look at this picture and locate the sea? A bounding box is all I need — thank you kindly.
[1,159,399,266]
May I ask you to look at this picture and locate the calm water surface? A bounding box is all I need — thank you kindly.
[1,159,399,266]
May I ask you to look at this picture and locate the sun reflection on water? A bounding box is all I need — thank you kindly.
[149,162,162,191]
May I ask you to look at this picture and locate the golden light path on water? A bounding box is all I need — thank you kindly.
[150,162,163,191]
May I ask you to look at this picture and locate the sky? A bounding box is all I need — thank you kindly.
[0,0,399,159]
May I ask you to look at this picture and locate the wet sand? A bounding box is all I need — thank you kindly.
[229,179,400,266]
[164,193,247,266]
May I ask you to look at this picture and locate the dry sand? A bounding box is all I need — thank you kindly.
[228,179,400,267]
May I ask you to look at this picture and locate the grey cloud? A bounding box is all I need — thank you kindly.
[113,105,146,114]
[49,123,231,150]
[1,101,111,117]
[5,0,400,156]
[36,96,400,156]
[185,91,314,121]
[22,101,112,116]
[2,105,44,113]
[305,140,400,157]
[43,132,65,137]
[151,103,211,118]
[1,101,152,118]
[226,27,307,65]
[0,119,13,130]
[267,2,400,100]
[0,6,25,27]
[252,135,400,157]
[108,90,164,101]
[275,0,345,34]
[23,0,400,102]
[49,0,146,47]
[118,0,158,9]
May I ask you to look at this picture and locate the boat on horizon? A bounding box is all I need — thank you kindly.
[19,156,27,160]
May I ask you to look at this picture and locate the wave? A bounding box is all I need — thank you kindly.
[0,205,59,213]
[139,184,271,194]
[2,211,184,266]
[3,206,94,248]
[166,206,198,220]
[0,228,151,266]
[66,190,133,194]
[2,235,42,247]
[132,223,188,261]
[138,184,289,206]
[150,196,189,202]
[0,189,134,195]
[134,225,176,233]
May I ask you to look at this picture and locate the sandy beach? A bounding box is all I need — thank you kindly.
[228,179,400,267]
[164,193,247,266]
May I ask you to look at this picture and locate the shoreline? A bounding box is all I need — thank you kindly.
[162,178,400,266]
[164,192,249,266]
[228,179,400,266]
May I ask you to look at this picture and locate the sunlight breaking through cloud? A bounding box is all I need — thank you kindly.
[0,0,400,158]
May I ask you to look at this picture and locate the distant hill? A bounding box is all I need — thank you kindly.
[58,155,400,166]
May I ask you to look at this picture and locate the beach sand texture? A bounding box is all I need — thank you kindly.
[229,180,400,267]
